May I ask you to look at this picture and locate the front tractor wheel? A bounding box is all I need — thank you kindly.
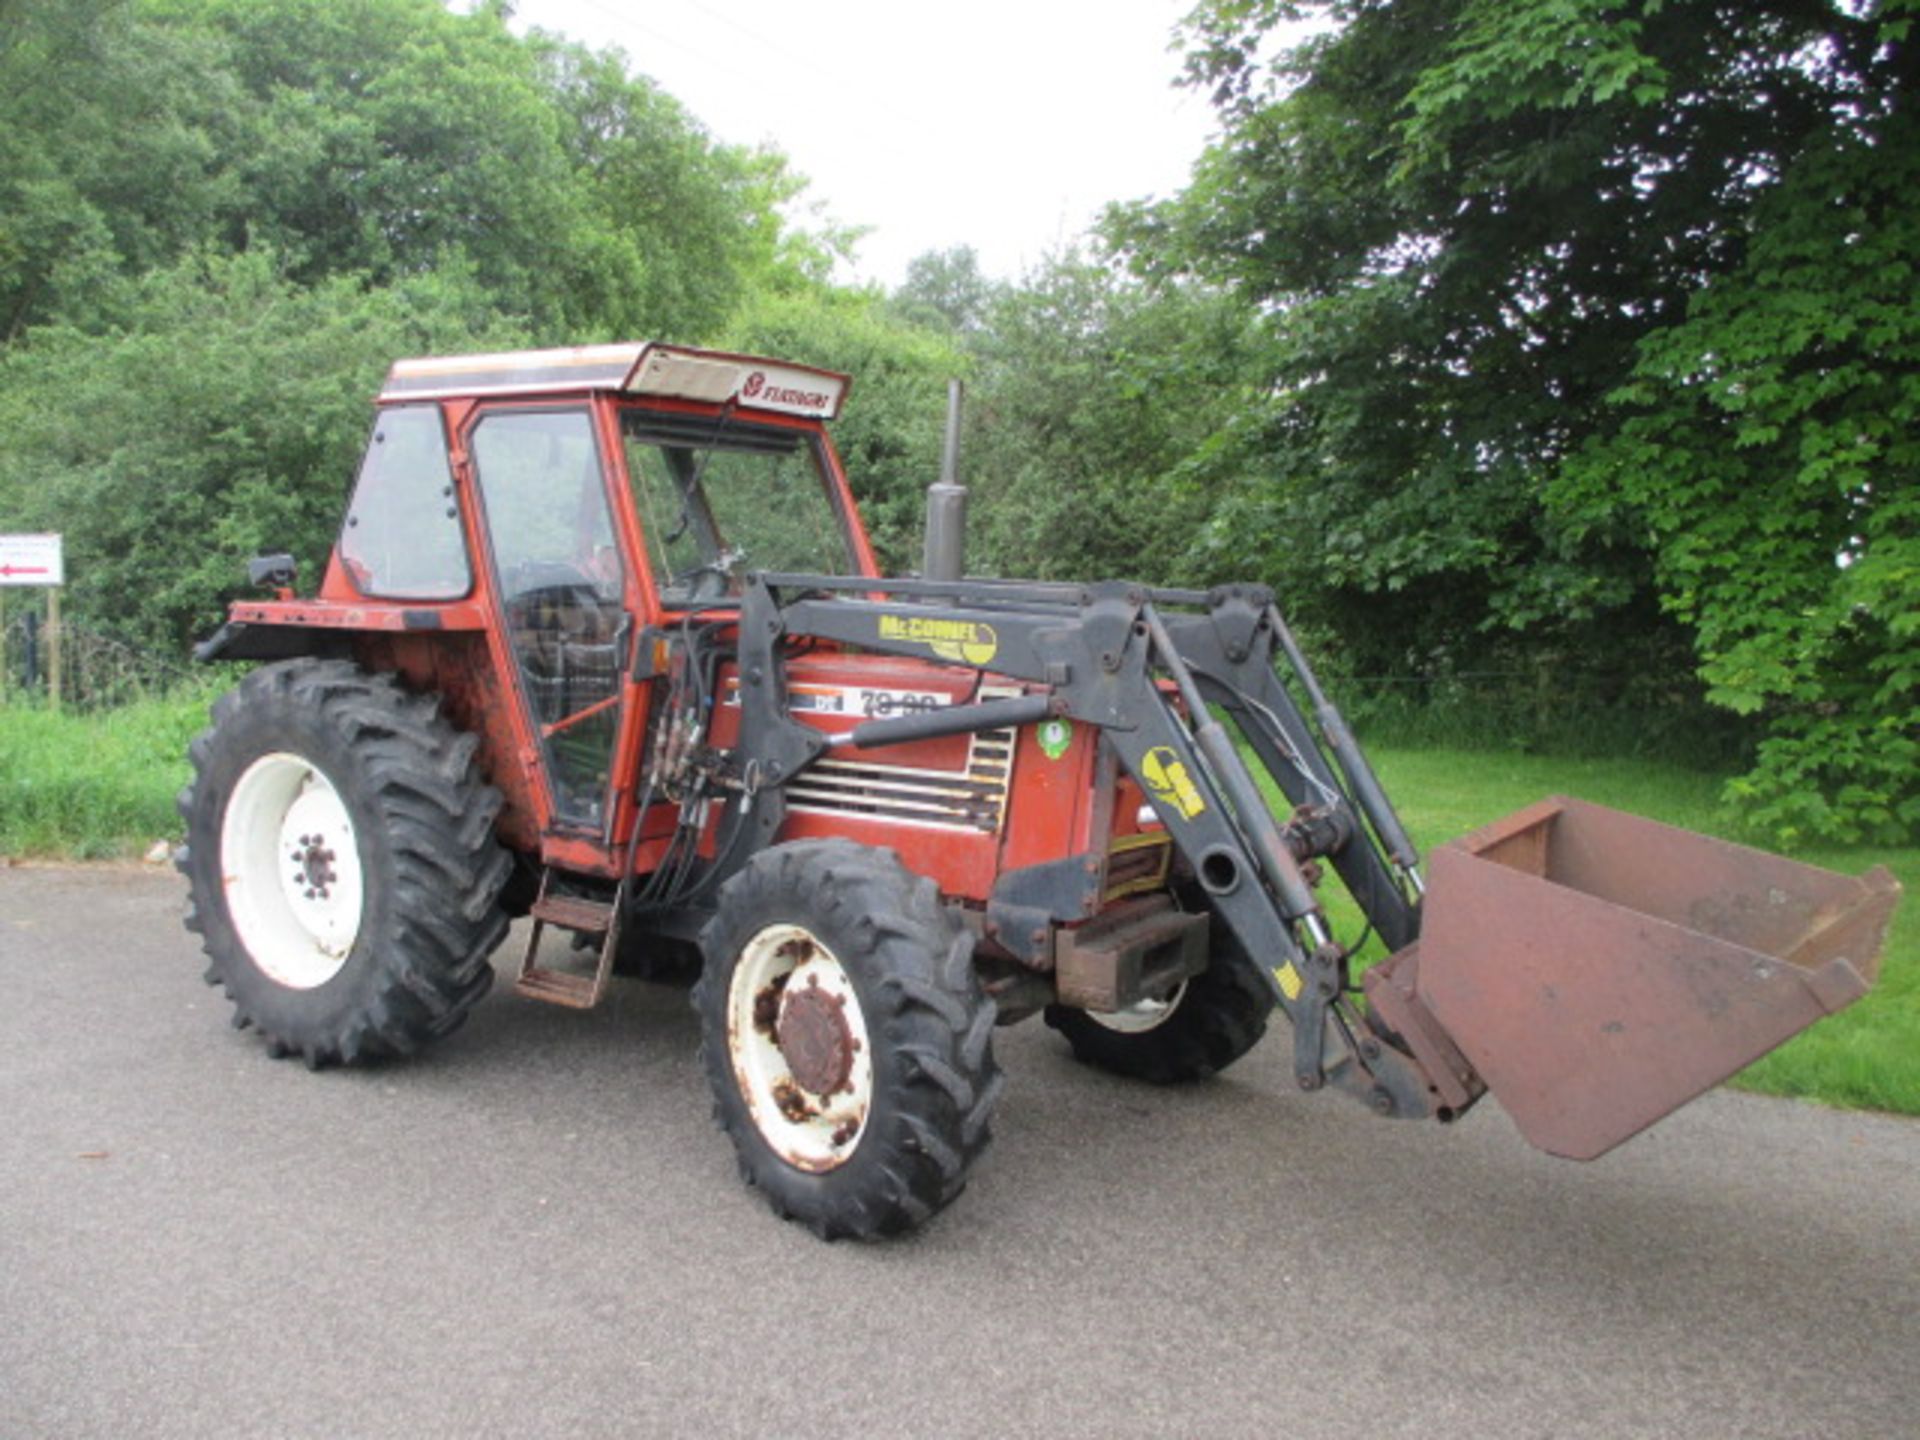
[695,841,1003,1239]
[178,659,512,1067]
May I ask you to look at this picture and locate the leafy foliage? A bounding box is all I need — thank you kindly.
[1,0,803,342]
[1557,108,1920,843]
[962,251,1258,585]
[0,0,241,341]
[0,0,823,648]
[1113,0,1920,839]
[890,246,1002,335]
[0,249,523,650]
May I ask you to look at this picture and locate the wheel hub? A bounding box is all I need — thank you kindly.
[221,752,364,990]
[1086,979,1189,1034]
[288,833,339,900]
[726,923,874,1172]
[776,976,855,1097]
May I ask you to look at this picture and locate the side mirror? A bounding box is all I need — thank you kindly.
[247,553,297,589]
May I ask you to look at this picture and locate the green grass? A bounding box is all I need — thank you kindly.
[0,690,210,858]
[2,691,1913,1116]
[1343,746,1919,1118]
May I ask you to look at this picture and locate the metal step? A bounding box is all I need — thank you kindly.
[513,962,606,1009]
[530,892,615,933]
[515,871,623,1009]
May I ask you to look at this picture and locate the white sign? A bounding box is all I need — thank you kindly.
[0,533,63,587]
[627,345,851,420]
[734,362,847,420]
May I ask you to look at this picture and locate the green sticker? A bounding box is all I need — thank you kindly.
[1037,717,1072,761]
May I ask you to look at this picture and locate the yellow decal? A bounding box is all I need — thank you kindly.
[877,613,999,666]
[1273,963,1304,1002]
[1139,745,1207,820]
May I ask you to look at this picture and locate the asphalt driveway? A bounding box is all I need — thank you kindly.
[3,863,1915,1438]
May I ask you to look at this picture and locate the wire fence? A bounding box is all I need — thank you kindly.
[0,601,203,711]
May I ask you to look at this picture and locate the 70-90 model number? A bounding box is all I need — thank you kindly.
[726,680,950,718]
[854,688,945,718]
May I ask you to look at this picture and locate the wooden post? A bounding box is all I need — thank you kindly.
[47,585,61,712]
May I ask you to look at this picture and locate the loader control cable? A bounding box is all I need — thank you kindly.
[1184,665,1346,814]
[626,613,732,915]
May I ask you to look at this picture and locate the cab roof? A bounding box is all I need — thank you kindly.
[378,341,851,420]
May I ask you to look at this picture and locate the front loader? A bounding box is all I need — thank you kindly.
[179,342,1899,1237]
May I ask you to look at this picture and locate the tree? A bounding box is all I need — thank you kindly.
[891,247,1000,334]
[1115,0,1919,840]
[0,0,843,655]
[1556,108,1920,843]
[0,249,524,652]
[1,0,806,347]
[0,0,243,340]
[963,250,1257,586]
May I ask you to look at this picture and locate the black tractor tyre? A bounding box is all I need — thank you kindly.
[496,853,542,919]
[178,658,512,1067]
[1044,907,1274,1084]
[694,839,1003,1240]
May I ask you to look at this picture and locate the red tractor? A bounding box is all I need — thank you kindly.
[180,342,1899,1238]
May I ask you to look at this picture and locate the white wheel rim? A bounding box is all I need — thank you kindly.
[1086,980,1189,1034]
[726,923,874,1173]
[220,753,365,990]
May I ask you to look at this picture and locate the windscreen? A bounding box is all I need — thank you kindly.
[622,411,854,605]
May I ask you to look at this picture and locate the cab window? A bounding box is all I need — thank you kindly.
[623,411,854,605]
[338,405,470,599]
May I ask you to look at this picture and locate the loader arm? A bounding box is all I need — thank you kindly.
[726,574,1452,1122]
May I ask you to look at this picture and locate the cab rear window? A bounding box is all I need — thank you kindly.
[338,405,470,599]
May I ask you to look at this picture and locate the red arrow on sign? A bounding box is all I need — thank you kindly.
[0,564,51,577]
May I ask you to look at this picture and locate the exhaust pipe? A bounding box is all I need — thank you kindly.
[922,379,967,582]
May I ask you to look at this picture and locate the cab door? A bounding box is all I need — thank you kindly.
[466,406,631,835]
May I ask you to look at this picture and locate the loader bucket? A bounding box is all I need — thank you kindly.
[1386,797,1899,1160]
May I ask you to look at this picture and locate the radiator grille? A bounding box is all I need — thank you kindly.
[787,687,1019,833]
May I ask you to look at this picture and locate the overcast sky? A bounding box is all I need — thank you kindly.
[508,0,1223,289]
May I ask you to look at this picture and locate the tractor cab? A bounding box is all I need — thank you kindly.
[213,342,874,851]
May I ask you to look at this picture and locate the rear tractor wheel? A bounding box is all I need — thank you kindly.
[178,659,512,1067]
[695,840,1003,1239]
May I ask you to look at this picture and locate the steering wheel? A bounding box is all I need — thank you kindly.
[505,561,620,633]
